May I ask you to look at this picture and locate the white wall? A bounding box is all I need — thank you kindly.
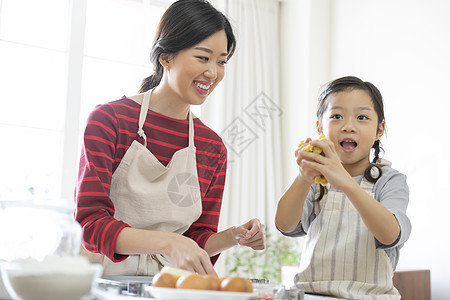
[281,0,450,299]
[280,0,332,187]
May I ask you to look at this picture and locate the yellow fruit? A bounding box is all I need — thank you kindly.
[298,132,328,186]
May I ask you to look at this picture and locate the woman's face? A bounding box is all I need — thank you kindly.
[164,30,228,105]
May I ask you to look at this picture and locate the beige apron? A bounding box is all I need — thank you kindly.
[295,167,400,300]
[83,89,202,276]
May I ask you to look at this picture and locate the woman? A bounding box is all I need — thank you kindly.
[75,0,265,276]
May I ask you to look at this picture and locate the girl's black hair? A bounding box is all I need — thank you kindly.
[139,0,236,93]
[315,76,385,201]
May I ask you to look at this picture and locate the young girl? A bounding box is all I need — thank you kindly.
[75,0,265,276]
[275,76,411,299]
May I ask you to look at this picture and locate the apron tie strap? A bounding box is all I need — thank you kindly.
[137,254,148,276]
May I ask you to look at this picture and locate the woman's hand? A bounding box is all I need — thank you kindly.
[232,218,266,250]
[115,228,217,275]
[166,233,217,275]
[203,219,265,256]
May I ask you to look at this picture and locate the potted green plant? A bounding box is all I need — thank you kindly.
[225,229,301,285]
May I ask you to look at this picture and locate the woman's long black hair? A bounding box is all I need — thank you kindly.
[315,76,385,201]
[139,0,236,93]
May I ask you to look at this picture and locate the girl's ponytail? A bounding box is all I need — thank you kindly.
[317,185,327,202]
[363,140,384,183]
[372,140,381,163]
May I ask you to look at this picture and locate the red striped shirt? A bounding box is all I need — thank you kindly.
[75,97,227,264]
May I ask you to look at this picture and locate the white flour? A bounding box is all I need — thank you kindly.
[2,255,100,300]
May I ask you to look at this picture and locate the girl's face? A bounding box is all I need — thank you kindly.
[163,30,228,106]
[318,89,385,175]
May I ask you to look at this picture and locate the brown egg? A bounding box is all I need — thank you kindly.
[203,274,221,290]
[219,276,253,293]
[176,273,208,290]
[243,277,253,293]
[219,277,227,285]
[152,272,177,288]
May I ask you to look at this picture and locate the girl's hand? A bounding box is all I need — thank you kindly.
[295,138,322,184]
[232,219,266,250]
[167,233,217,275]
[301,138,353,190]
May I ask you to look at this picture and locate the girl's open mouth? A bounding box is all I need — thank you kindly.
[340,139,357,152]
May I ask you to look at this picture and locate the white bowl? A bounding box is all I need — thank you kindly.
[0,276,12,299]
[0,256,102,300]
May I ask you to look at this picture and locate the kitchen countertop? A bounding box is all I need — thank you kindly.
[92,289,345,300]
[91,276,345,300]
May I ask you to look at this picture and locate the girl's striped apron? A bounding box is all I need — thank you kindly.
[295,176,400,300]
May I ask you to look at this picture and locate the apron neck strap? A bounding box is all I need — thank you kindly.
[137,89,195,148]
[137,89,152,147]
[187,110,195,148]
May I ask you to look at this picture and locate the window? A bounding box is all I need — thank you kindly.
[0,0,169,203]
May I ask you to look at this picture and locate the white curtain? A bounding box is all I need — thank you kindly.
[203,0,284,274]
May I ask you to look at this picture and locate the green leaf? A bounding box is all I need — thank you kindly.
[224,228,301,284]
